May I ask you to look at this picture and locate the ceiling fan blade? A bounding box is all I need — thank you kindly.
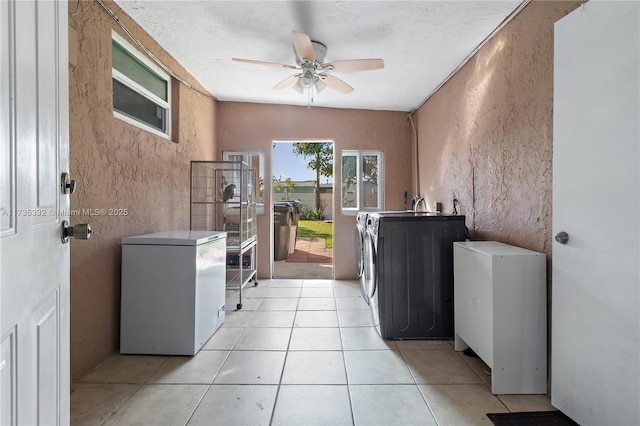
[319,73,354,94]
[273,74,301,90]
[232,58,297,70]
[324,59,384,73]
[292,31,315,63]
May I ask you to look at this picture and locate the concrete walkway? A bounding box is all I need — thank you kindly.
[285,237,333,264]
[273,237,334,279]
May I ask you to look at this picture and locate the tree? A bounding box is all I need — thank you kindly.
[292,142,333,212]
[273,176,295,200]
[362,155,378,184]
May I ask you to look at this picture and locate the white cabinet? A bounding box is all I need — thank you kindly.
[454,241,547,394]
[120,231,227,355]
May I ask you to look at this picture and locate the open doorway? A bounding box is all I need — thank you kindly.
[272,140,334,279]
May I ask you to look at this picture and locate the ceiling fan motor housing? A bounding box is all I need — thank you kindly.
[294,40,327,68]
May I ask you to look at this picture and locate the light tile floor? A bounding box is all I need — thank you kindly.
[71,279,556,425]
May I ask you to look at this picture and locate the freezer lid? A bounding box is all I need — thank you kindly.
[121,230,227,246]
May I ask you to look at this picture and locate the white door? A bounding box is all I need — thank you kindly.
[552,2,639,425]
[1,0,70,424]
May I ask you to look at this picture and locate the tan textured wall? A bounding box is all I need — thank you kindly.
[217,102,412,279]
[413,0,583,256]
[68,0,217,381]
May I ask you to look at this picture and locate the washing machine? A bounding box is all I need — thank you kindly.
[361,210,417,315]
[354,212,370,304]
[366,211,467,339]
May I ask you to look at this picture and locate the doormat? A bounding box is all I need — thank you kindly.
[487,411,579,426]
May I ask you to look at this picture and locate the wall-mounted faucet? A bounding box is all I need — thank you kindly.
[412,196,427,212]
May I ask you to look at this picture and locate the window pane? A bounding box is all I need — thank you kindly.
[362,155,379,208]
[227,154,244,162]
[342,155,357,208]
[113,79,166,132]
[112,41,167,100]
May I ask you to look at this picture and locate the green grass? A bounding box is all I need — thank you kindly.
[297,220,333,248]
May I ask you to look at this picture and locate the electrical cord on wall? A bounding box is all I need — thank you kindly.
[94,0,217,102]
[408,112,420,199]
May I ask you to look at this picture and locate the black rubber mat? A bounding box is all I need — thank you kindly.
[487,411,579,426]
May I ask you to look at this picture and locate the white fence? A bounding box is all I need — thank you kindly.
[274,182,334,220]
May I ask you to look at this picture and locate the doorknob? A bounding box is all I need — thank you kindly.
[62,221,92,243]
[61,172,76,194]
[555,231,569,244]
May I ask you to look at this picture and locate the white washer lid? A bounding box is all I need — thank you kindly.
[121,230,227,246]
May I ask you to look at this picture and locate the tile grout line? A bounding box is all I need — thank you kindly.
[334,281,358,426]
[186,288,265,425]
[97,383,143,426]
[174,293,257,426]
[268,293,299,425]
[183,347,235,425]
[95,352,174,425]
[400,347,441,426]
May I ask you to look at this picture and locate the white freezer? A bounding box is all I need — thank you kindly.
[120,230,227,355]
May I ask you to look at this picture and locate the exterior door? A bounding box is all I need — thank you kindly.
[1,0,70,424]
[552,2,639,425]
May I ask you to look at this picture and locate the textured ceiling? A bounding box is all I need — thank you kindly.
[114,1,524,112]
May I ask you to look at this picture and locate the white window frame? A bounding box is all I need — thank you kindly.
[111,31,171,139]
[341,150,384,215]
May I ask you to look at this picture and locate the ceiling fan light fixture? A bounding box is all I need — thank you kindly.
[314,79,327,93]
[300,70,314,89]
[292,80,304,94]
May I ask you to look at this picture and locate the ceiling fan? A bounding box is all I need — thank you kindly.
[232,31,384,102]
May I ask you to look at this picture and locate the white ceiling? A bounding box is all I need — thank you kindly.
[114,1,524,112]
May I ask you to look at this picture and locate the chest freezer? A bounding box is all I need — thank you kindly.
[120,230,227,355]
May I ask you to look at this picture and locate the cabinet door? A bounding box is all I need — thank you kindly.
[474,253,493,367]
[454,246,477,351]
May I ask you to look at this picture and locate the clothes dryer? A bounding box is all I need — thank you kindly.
[367,212,467,339]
